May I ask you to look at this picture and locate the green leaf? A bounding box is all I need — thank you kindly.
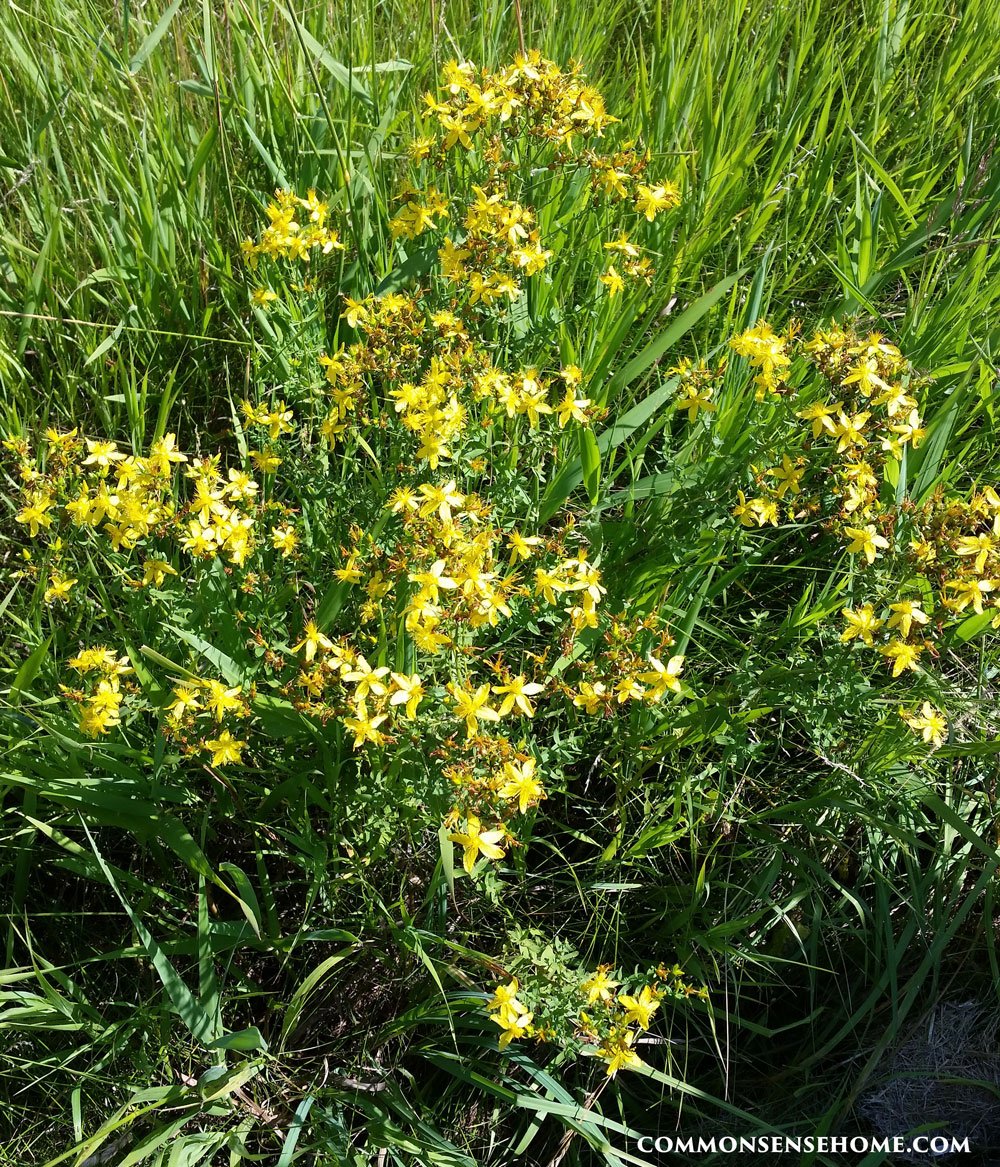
[128,0,184,74]
[275,6,373,106]
[207,1027,268,1053]
[578,426,601,505]
[11,636,52,706]
[166,626,242,684]
[438,822,455,900]
[83,823,219,1045]
[610,270,746,392]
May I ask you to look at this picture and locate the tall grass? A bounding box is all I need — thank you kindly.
[2,1,1000,1164]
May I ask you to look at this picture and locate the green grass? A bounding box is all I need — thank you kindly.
[3,1,1000,1165]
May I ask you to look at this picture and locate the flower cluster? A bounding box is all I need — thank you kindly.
[421,52,619,153]
[718,322,1000,680]
[275,481,689,872]
[731,325,922,542]
[9,428,298,585]
[316,293,597,471]
[7,52,698,898]
[485,962,707,1076]
[60,647,133,738]
[438,181,552,301]
[729,321,794,399]
[163,675,253,766]
[839,483,1000,677]
[442,736,544,872]
[557,615,686,712]
[240,188,343,266]
[401,52,679,306]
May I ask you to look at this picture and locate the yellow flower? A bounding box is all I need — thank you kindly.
[490,1004,533,1047]
[796,399,842,439]
[834,410,871,452]
[491,675,545,718]
[388,672,425,719]
[333,556,364,584]
[342,699,388,749]
[675,383,715,423]
[44,572,78,604]
[439,110,475,150]
[879,639,923,677]
[598,1029,642,1076]
[497,758,544,813]
[637,654,684,700]
[943,578,994,614]
[202,679,244,721]
[730,323,791,393]
[250,449,282,473]
[617,984,660,1030]
[955,534,995,575]
[291,620,334,663]
[181,519,218,558]
[733,491,779,528]
[79,681,124,737]
[45,426,79,451]
[840,604,882,645]
[887,600,929,640]
[614,675,646,703]
[204,729,246,766]
[581,965,620,1005]
[900,701,947,749]
[599,264,624,297]
[271,525,299,558]
[251,287,279,308]
[439,237,472,280]
[487,978,523,1014]
[603,233,640,258]
[843,524,890,565]
[507,530,544,562]
[256,401,294,441]
[555,387,592,428]
[342,654,390,700]
[15,490,55,536]
[409,135,435,161]
[449,814,506,873]
[767,454,805,498]
[167,683,201,722]
[447,681,501,735]
[388,486,419,515]
[341,297,370,328]
[634,181,680,221]
[417,480,465,522]
[571,680,607,714]
[68,647,119,675]
[83,439,126,473]
[842,359,891,397]
[147,433,188,475]
[141,558,178,588]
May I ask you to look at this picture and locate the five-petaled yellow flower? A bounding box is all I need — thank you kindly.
[292,620,334,663]
[497,758,545,813]
[617,985,661,1031]
[449,814,506,873]
[844,524,890,565]
[204,730,246,766]
[447,681,501,735]
[840,604,882,645]
[581,965,620,1005]
[491,675,545,718]
[879,639,923,677]
[900,701,947,748]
